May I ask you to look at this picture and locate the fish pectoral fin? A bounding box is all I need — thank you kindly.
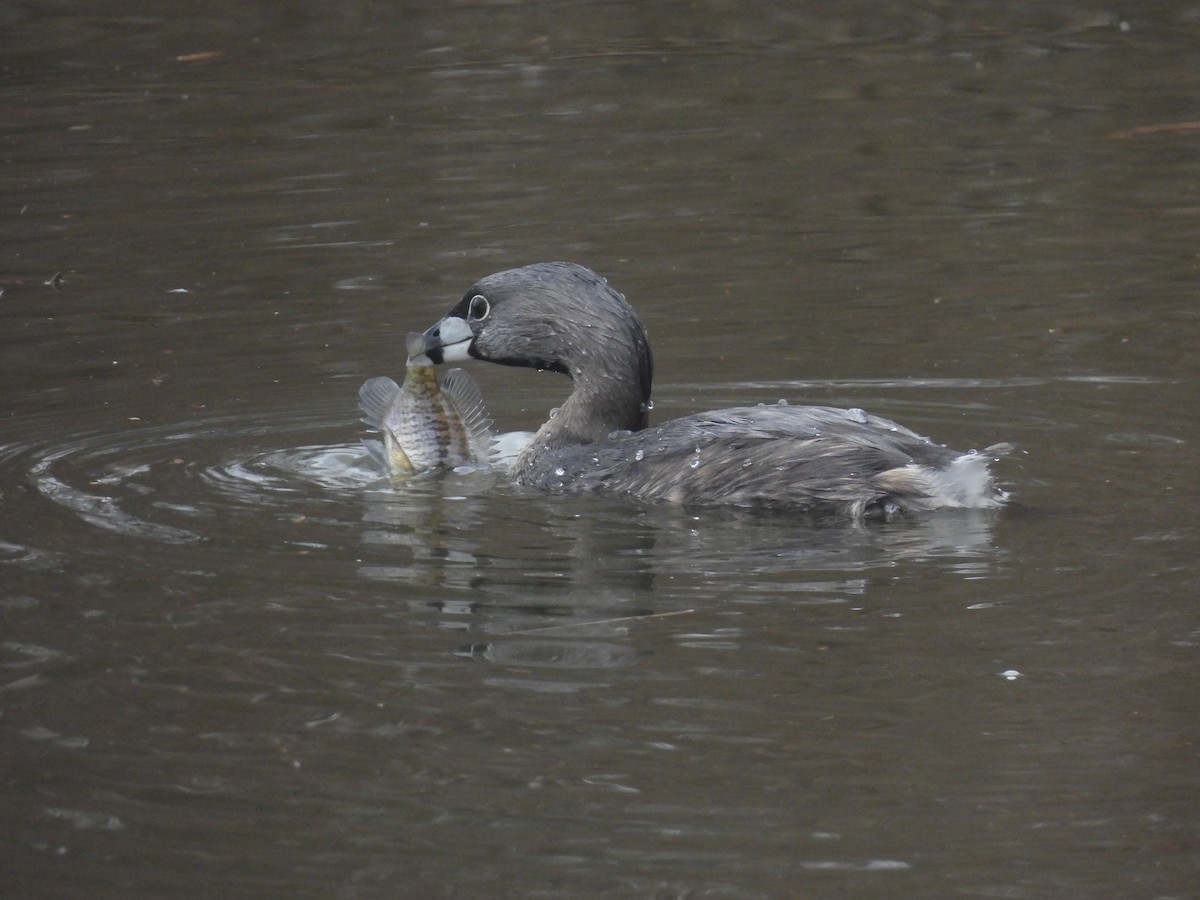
[439,368,496,462]
[358,376,402,429]
[362,437,415,476]
[361,438,387,468]
[383,433,415,475]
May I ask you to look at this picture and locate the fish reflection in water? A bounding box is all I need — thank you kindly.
[359,332,496,476]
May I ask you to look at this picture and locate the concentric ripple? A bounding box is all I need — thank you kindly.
[3,411,425,550]
[200,441,382,504]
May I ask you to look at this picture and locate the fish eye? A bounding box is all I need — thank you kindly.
[468,295,490,321]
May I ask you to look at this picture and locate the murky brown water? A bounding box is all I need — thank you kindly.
[2,2,1198,897]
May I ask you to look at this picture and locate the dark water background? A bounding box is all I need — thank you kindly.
[2,2,1198,897]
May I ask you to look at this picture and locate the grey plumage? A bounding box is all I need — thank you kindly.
[416,262,1010,518]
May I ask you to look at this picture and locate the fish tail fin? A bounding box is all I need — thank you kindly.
[358,376,402,430]
[439,368,496,463]
[405,331,431,363]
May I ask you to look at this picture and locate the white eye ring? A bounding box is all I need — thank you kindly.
[468,295,490,321]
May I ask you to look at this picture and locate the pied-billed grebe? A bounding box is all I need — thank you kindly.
[414,262,1011,518]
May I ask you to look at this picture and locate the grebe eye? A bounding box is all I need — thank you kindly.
[468,295,490,321]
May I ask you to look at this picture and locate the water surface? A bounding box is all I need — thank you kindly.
[2,3,1198,897]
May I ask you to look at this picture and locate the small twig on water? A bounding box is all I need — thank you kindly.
[497,608,695,636]
[1110,120,1200,139]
